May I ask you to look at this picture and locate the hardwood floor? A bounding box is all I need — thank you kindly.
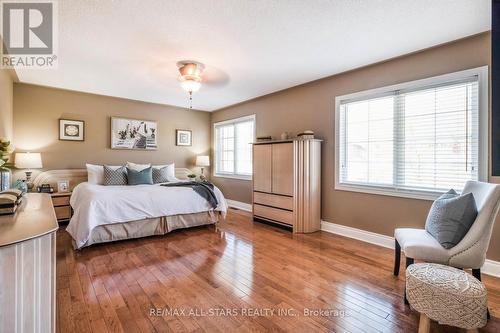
[56,208,500,333]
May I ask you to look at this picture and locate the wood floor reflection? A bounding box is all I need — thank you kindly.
[56,208,500,333]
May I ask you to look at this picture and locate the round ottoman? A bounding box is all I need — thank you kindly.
[406,263,487,333]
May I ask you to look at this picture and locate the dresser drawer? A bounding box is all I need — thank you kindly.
[54,206,71,220]
[52,195,70,207]
[253,204,294,225]
[253,192,293,210]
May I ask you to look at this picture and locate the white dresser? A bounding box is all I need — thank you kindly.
[0,194,58,333]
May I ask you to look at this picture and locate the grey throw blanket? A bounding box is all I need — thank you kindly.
[161,181,219,209]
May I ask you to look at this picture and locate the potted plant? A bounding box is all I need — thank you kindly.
[0,138,14,191]
[187,174,197,181]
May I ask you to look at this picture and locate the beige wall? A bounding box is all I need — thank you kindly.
[13,84,211,175]
[211,32,500,261]
[0,69,13,140]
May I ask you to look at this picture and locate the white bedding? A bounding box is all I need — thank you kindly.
[67,182,228,248]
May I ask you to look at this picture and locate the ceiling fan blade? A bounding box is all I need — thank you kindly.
[202,65,230,88]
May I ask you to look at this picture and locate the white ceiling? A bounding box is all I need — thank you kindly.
[15,0,490,111]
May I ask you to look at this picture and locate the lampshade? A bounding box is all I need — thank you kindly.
[196,155,210,167]
[15,152,43,169]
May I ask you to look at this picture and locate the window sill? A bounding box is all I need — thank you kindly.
[334,183,444,201]
[213,174,252,181]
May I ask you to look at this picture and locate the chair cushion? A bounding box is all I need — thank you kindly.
[395,228,449,263]
[425,189,478,249]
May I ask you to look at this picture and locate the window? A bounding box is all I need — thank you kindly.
[214,115,255,180]
[335,67,488,199]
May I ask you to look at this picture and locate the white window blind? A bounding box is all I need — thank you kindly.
[214,115,255,179]
[337,68,487,199]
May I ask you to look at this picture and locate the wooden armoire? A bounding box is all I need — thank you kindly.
[252,139,321,233]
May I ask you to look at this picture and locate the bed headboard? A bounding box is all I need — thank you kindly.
[32,167,193,191]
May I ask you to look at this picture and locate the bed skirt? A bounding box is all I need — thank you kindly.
[73,211,218,249]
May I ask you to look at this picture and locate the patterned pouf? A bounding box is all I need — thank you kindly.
[406,263,487,331]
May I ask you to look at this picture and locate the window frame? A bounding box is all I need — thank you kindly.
[334,66,489,201]
[213,114,256,180]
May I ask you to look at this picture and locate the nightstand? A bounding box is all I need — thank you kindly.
[51,192,72,223]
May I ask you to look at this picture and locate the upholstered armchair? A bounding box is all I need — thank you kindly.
[394,181,500,284]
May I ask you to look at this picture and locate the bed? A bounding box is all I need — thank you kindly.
[32,168,228,249]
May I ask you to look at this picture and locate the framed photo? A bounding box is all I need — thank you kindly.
[59,119,84,141]
[176,129,192,146]
[111,117,158,150]
[57,180,70,193]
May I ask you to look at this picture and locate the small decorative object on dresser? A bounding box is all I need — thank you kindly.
[14,152,43,192]
[0,188,22,215]
[111,117,158,150]
[297,130,314,139]
[0,165,11,192]
[0,137,14,191]
[256,136,272,142]
[59,119,85,141]
[12,179,27,194]
[176,129,192,146]
[187,173,197,181]
[57,180,70,193]
[51,191,72,223]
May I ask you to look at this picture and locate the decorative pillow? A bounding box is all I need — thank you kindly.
[86,163,104,184]
[152,163,176,181]
[127,166,153,185]
[126,162,151,172]
[425,189,478,249]
[103,165,128,186]
[87,164,123,184]
[152,166,170,183]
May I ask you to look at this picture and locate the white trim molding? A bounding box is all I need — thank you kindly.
[321,220,394,249]
[226,199,252,212]
[321,220,500,278]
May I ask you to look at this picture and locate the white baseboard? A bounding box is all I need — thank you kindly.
[483,259,500,278]
[321,220,500,278]
[226,199,252,212]
[321,220,395,249]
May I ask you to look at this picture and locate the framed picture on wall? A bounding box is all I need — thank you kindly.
[176,129,192,146]
[59,119,85,141]
[111,117,158,150]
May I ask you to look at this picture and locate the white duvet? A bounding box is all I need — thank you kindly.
[67,182,228,248]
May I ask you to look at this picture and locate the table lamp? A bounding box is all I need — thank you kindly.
[196,155,210,180]
[15,152,43,191]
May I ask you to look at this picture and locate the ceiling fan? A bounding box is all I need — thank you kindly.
[176,60,229,109]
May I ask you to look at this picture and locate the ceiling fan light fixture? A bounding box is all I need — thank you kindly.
[178,62,202,78]
[177,61,205,109]
[177,62,204,93]
[179,76,202,93]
